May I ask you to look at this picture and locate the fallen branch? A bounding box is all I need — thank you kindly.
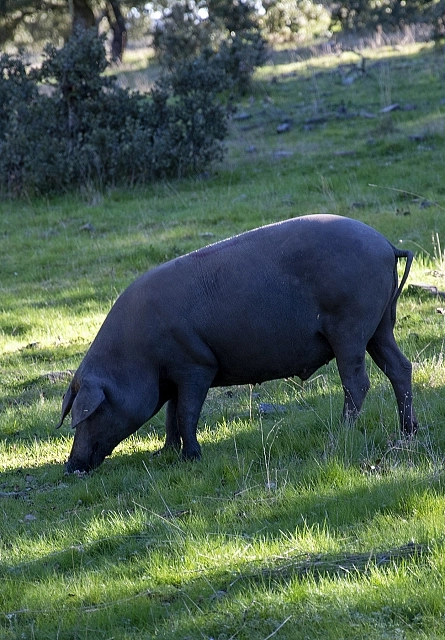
[230,542,427,585]
[0,490,30,498]
[408,283,445,299]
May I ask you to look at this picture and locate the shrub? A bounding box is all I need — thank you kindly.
[216,30,268,94]
[0,29,231,197]
[152,0,267,94]
[158,55,231,173]
[152,2,214,70]
[330,0,437,33]
[0,53,40,192]
[261,0,332,41]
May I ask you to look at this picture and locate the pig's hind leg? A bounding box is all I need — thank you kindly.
[335,351,371,422]
[366,314,417,435]
[322,322,371,423]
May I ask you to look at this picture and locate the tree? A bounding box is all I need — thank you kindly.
[152,2,214,70]
[330,0,440,33]
[207,0,260,33]
[72,0,96,30]
[0,0,70,46]
[152,0,267,93]
[0,0,137,59]
[261,0,331,41]
[106,0,127,60]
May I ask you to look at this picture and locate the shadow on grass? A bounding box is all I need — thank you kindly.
[1,353,444,637]
[0,454,442,639]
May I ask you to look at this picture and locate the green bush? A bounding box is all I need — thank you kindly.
[0,29,231,197]
[261,0,332,41]
[216,30,267,93]
[152,2,214,70]
[330,0,437,32]
[152,0,267,94]
[148,55,231,176]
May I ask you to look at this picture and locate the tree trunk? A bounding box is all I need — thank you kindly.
[71,0,96,32]
[107,0,127,61]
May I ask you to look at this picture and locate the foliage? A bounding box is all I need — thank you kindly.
[0,0,143,56]
[0,29,231,196]
[0,52,37,139]
[216,29,268,93]
[207,0,261,32]
[152,2,215,70]
[261,0,332,40]
[0,0,71,47]
[431,0,445,42]
[330,0,440,32]
[147,55,231,175]
[152,0,267,94]
[1,0,445,57]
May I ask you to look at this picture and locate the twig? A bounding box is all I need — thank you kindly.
[408,283,445,299]
[263,615,293,640]
[233,542,428,584]
[0,490,30,498]
[368,184,445,212]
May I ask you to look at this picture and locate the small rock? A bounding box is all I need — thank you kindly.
[274,150,293,158]
[304,116,327,125]
[25,342,40,350]
[259,402,286,415]
[380,103,400,113]
[233,112,251,121]
[333,150,356,157]
[232,193,247,202]
[276,122,291,134]
[24,514,37,522]
[360,110,376,119]
[44,370,75,383]
[342,74,358,85]
[80,222,95,232]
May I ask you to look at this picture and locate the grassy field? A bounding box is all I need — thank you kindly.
[2,40,445,639]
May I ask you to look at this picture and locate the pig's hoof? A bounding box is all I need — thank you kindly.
[152,446,181,462]
[182,447,202,461]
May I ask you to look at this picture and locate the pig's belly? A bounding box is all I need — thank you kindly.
[210,331,334,387]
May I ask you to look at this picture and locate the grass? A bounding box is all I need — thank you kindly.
[2,40,445,638]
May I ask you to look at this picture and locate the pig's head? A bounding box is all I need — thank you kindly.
[57,375,141,473]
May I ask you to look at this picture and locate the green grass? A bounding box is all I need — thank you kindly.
[2,41,445,639]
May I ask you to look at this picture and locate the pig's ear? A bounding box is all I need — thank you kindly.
[56,383,77,429]
[70,380,106,429]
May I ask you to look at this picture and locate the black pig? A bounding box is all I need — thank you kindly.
[57,214,417,472]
